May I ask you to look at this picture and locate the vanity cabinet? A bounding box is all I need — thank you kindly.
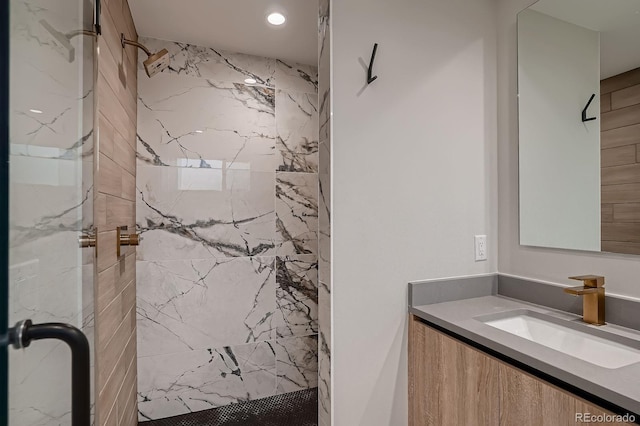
[409,315,615,426]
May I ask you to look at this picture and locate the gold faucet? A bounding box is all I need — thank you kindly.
[564,275,605,326]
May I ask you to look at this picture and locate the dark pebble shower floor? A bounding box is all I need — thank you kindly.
[139,388,318,426]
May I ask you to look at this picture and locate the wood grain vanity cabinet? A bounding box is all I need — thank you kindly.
[409,315,616,426]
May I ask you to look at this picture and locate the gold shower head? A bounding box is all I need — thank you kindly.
[142,48,170,77]
[38,20,97,63]
[121,34,170,77]
[39,19,76,62]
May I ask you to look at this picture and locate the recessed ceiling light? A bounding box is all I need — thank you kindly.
[29,109,43,114]
[244,78,257,84]
[195,130,203,134]
[267,12,286,26]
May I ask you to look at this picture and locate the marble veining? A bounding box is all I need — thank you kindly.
[276,60,319,94]
[11,111,94,160]
[318,90,330,143]
[317,0,332,422]
[136,37,319,421]
[9,2,96,425]
[276,173,319,256]
[137,257,276,357]
[317,331,331,421]
[319,142,331,222]
[138,341,277,421]
[136,165,275,260]
[318,6,330,145]
[10,184,92,247]
[139,37,276,87]
[275,256,318,338]
[275,335,319,394]
[137,74,276,172]
[276,90,319,173]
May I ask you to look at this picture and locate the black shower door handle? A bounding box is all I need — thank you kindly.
[8,320,91,426]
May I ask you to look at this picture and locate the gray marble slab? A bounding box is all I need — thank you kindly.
[408,274,640,416]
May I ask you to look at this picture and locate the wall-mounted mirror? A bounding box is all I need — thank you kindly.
[518,0,640,254]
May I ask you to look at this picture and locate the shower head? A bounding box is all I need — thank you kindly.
[121,34,170,78]
[38,20,97,63]
[143,48,170,77]
[39,19,76,62]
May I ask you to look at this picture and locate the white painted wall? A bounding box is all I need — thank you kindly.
[518,9,601,252]
[331,0,498,424]
[498,0,640,300]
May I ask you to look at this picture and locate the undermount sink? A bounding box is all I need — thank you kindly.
[477,310,640,369]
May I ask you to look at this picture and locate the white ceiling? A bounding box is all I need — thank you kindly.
[129,0,319,66]
[530,0,640,79]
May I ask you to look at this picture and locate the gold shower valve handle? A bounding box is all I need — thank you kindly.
[78,233,97,248]
[117,226,140,257]
[121,232,139,246]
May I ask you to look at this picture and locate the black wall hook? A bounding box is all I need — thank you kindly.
[582,93,597,122]
[367,43,378,84]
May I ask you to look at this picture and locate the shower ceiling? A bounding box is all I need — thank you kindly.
[129,0,319,66]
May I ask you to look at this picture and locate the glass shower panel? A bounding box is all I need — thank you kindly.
[8,0,95,424]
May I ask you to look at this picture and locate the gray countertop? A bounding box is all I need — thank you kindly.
[408,274,640,416]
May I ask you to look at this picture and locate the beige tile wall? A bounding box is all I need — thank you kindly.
[601,68,640,255]
[95,0,138,424]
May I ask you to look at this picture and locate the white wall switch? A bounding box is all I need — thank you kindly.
[475,235,487,261]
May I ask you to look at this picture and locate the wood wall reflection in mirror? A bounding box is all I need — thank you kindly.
[601,67,640,255]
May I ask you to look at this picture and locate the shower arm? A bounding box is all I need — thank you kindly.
[121,34,152,57]
[61,0,100,40]
[65,29,98,39]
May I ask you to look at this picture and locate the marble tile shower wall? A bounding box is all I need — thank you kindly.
[135,37,319,421]
[317,1,332,425]
[8,2,95,425]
